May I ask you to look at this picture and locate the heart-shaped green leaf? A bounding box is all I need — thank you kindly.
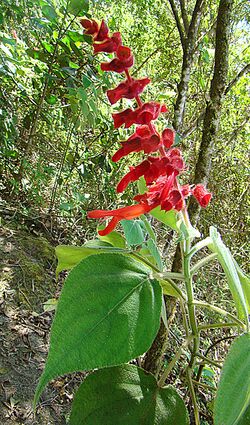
[35,254,162,404]
[70,364,190,424]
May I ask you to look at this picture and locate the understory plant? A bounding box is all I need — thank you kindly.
[35,18,250,424]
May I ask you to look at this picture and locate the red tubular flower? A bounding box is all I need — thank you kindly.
[161,189,183,212]
[94,20,109,41]
[107,77,150,105]
[101,57,134,73]
[162,128,175,149]
[181,184,191,197]
[112,125,154,162]
[117,160,150,192]
[112,137,142,162]
[88,203,152,235]
[134,173,175,207]
[135,102,168,125]
[101,46,134,73]
[112,102,167,129]
[117,156,177,193]
[93,32,122,54]
[116,45,132,60]
[192,184,212,208]
[112,108,135,128]
[112,133,161,162]
[80,18,99,36]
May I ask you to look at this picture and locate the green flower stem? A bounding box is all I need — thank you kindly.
[187,237,212,259]
[182,208,200,424]
[198,322,241,331]
[193,300,246,329]
[179,299,190,338]
[186,368,200,424]
[183,241,199,367]
[130,252,160,273]
[158,271,185,280]
[158,337,192,387]
[190,253,217,276]
[154,274,187,300]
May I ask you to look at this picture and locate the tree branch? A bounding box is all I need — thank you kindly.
[225,63,250,94]
[168,0,186,48]
[179,0,189,33]
[173,0,206,131]
[188,0,206,54]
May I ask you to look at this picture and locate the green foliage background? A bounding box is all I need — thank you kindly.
[0,0,249,261]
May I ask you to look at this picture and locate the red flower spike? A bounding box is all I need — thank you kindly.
[88,203,152,235]
[192,184,212,208]
[107,77,150,105]
[93,32,122,54]
[87,19,212,232]
[80,18,99,36]
[94,19,109,41]
[162,128,175,149]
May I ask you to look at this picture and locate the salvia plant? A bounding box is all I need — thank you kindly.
[35,17,250,424]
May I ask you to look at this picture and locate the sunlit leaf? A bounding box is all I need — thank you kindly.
[35,254,162,404]
[68,0,89,15]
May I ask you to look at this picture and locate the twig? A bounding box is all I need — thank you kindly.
[225,63,250,94]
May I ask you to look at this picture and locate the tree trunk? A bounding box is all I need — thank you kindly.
[188,0,234,224]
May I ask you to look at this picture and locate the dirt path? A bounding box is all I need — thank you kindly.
[0,225,80,424]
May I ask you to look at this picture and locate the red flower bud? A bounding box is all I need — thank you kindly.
[192,184,212,208]
[162,128,175,149]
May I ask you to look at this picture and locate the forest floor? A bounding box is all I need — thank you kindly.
[0,219,83,424]
[0,212,237,425]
